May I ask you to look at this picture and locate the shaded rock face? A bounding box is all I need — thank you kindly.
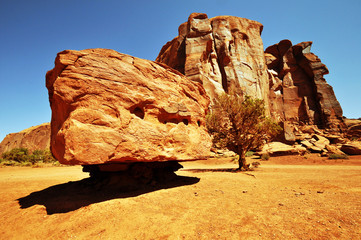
[156,13,269,110]
[46,49,211,165]
[265,40,345,132]
[0,123,50,154]
[341,142,361,155]
[344,118,361,140]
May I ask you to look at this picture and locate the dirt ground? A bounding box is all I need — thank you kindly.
[0,154,360,240]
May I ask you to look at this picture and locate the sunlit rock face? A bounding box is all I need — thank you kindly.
[0,123,50,154]
[46,49,211,165]
[157,13,345,135]
[156,13,270,112]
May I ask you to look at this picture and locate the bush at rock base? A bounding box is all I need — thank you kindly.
[0,148,58,167]
[328,154,349,160]
[245,151,255,157]
[261,154,270,161]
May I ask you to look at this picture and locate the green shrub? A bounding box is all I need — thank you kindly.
[328,154,349,160]
[30,149,56,163]
[261,153,270,161]
[1,147,29,162]
[245,151,255,157]
[0,148,58,166]
[0,160,19,166]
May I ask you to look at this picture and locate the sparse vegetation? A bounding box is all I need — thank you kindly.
[0,148,59,167]
[328,154,349,160]
[261,153,270,161]
[206,94,281,170]
[245,151,255,157]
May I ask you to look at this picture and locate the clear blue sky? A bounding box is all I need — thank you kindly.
[1,0,360,142]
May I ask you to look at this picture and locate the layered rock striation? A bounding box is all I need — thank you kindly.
[46,49,211,165]
[0,123,50,154]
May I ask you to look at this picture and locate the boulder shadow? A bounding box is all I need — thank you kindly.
[184,168,241,173]
[183,168,257,177]
[17,175,199,215]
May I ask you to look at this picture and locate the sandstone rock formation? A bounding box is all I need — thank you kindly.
[258,142,307,156]
[265,40,345,132]
[46,49,211,165]
[341,142,361,155]
[156,13,270,112]
[0,123,50,154]
[157,13,345,138]
[344,118,361,140]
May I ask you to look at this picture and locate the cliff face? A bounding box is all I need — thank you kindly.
[157,13,345,134]
[0,123,50,154]
[156,13,270,113]
[265,40,345,133]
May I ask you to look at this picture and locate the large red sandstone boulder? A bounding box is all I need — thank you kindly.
[156,13,270,112]
[0,123,50,154]
[46,49,211,165]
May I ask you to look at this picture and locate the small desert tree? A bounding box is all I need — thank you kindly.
[206,94,281,170]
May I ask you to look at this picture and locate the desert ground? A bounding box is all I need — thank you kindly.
[0,154,360,240]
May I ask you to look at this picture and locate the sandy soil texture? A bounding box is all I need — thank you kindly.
[0,155,360,239]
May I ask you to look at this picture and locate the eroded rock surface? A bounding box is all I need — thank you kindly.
[341,142,361,155]
[0,123,50,154]
[344,118,361,140]
[46,49,211,165]
[157,13,345,139]
[258,142,307,156]
[265,40,345,132]
[156,13,269,110]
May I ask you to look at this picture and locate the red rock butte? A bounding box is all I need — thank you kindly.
[157,13,269,107]
[156,13,345,141]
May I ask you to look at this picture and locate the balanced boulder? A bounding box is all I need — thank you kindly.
[46,49,211,165]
